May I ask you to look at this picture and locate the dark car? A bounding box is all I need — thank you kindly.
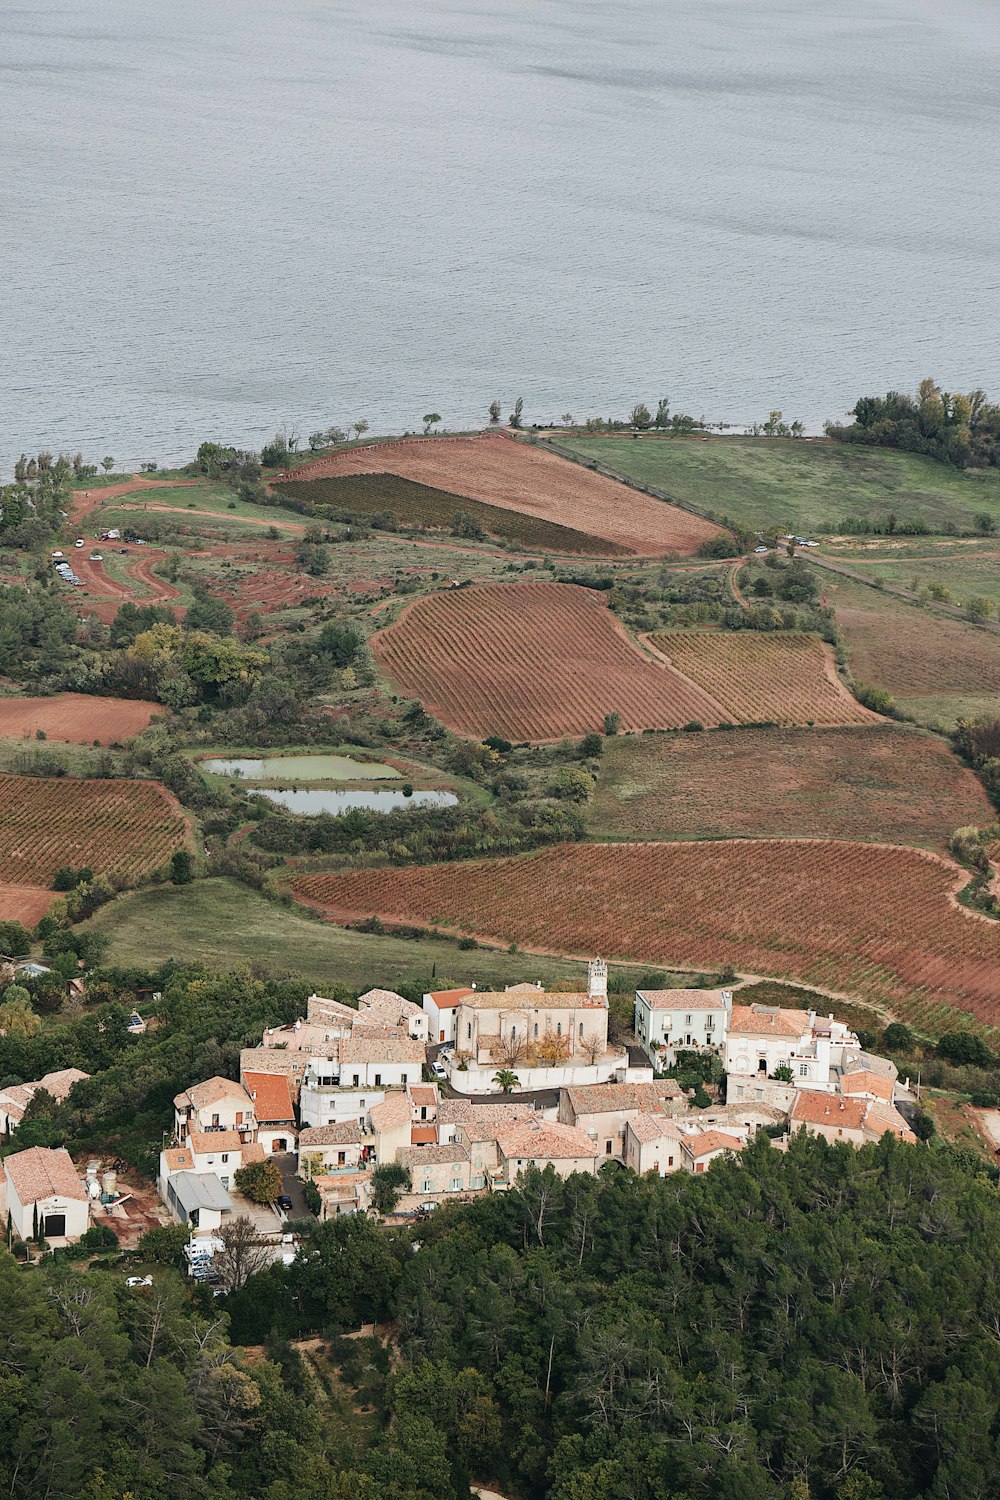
[276,1194,294,1212]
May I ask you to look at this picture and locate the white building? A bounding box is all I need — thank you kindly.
[4,1146,90,1243]
[174,1076,255,1143]
[724,1004,860,1106]
[422,986,475,1046]
[0,1068,89,1134]
[339,1033,425,1089]
[633,988,732,1067]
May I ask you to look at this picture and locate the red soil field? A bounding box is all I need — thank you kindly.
[285,433,724,557]
[0,775,188,886]
[371,582,725,740]
[0,694,161,744]
[292,840,1000,1035]
[0,884,54,925]
[648,630,878,726]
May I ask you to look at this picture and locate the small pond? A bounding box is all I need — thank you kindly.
[249,788,457,815]
[201,754,402,781]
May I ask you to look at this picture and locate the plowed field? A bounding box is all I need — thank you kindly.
[0,695,160,744]
[371,582,724,740]
[284,433,724,556]
[649,630,877,726]
[0,884,54,925]
[0,775,188,887]
[292,840,1000,1035]
[589,725,993,848]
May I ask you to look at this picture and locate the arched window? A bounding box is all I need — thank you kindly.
[579,1022,584,1037]
[557,1022,562,1037]
[511,1024,517,1039]
[799,1063,809,1078]
[533,1023,539,1038]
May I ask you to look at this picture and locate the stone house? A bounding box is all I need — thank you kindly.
[174,1076,255,1144]
[558,1080,686,1161]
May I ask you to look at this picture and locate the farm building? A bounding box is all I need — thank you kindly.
[4,1146,90,1244]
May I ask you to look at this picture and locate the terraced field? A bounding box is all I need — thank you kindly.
[649,630,877,726]
[0,775,189,889]
[284,432,725,556]
[589,724,992,848]
[274,473,627,556]
[291,840,1000,1036]
[371,582,724,739]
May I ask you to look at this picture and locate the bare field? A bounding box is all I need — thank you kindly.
[589,725,992,849]
[291,839,1000,1036]
[0,883,54,925]
[0,694,161,744]
[285,433,724,556]
[371,582,724,740]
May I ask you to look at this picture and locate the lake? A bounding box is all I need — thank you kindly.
[201,754,403,781]
[249,787,457,815]
[2,0,998,471]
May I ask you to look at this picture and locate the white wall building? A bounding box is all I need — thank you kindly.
[633,988,732,1067]
[724,1004,860,1106]
[422,987,475,1046]
[4,1146,90,1243]
[174,1077,255,1143]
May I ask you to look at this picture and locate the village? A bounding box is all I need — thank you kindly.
[0,958,915,1267]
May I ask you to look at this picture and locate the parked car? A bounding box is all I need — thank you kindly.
[89,552,103,561]
[430,1061,447,1080]
[51,550,64,559]
[125,1275,153,1288]
[74,538,85,547]
[753,545,768,554]
[119,547,129,554]
[276,1194,294,1212]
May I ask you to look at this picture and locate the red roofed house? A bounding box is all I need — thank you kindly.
[422,986,475,1045]
[4,1146,89,1243]
[243,1072,297,1154]
[174,1076,255,1144]
[679,1129,745,1174]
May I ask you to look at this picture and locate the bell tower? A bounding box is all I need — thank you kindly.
[588,956,608,1005]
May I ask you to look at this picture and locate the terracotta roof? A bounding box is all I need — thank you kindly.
[37,1068,89,1101]
[848,1050,898,1081]
[370,1093,410,1131]
[341,1034,425,1064]
[4,1146,88,1204]
[410,1125,438,1145]
[628,1113,685,1145]
[425,987,474,1008]
[175,1076,252,1111]
[682,1129,745,1158]
[840,1070,894,1102]
[243,1072,296,1124]
[439,1101,534,1140]
[461,990,600,1010]
[791,1091,867,1131]
[0,1085,33,1123]
[563,1081,682,1117]
[408,1085,438,1108]
[358,988,425,1022]
[728,1004,809,1038]
[496,1118,599,1161]
[398,1143,470,1166]
[188,1129,243,1155]
[299,1122,364,1147]
[864,1101,916,1142]
[637,987,731,1009]
[241,1142,267,1164]
[162,1146,194,1173]
[307,993,361,1024]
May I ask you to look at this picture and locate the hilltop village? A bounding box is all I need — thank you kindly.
[2,960,913,1253]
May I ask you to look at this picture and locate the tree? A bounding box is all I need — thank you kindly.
[493,1069,521,1094]
[965,596,992,622]
[772,1063,794,1082]
[629,402,651,430]
[138,1224,190,1264]
[509,397,524,429]
[937,1030,994,1068]
[352,420,369,442]
[308,431,327,451]
[0,920,32,957]
[654,397,670,428]
[234,1159,282,1204]
[909,1107,935,1141]
[101,456,115,472]
[186,589,234,636]
[422,413,441,435]
[975,512,996,535]
[603,712,621,736]
[488,400,502,425]
[0,988,40,1038]
[170,851,193,885]
[580,1035,604,1065]
[370,1162,411,1214]
[496,1031,526,1067]
[214,1215,272,1291]
[560,413,575,427]
[881,1022,913,1052]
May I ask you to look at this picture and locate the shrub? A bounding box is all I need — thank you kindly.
[234,1159,282,1204]
[855,684,896,715]
[138,1224,191,1264]
[882,1022,914,1052]
[370,1162,411,1215]
[938,1031,994,1068]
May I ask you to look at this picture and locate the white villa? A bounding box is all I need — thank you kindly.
[633,988,733,1067]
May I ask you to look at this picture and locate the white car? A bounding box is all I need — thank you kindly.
[51,550,64,559]
[803,540,820,547]
[89,553,103,561]
[430,1061,447,1080]
[74,538,85,547]
[125,1275,153,1288]
[753,545,768,554]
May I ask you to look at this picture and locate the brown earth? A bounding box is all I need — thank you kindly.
[0,694,161,744]
[371,581,725,740]
[291,839,1000,1036]
[0,883,54,924]
[285,432,724,556]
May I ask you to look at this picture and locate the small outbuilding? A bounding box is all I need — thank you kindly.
[4,1146,90,1244]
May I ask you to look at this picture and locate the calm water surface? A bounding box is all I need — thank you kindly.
[1,0,998,470]
[201,754,402,780]
[250,787,457,814]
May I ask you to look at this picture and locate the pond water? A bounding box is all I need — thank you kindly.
[201,754,402,781]
[250,787,457,815]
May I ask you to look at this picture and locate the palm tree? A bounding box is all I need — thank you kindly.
[493,1068,520,1094]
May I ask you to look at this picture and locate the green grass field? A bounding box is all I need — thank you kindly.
[823,541,1000,615]
[275,473,626,555]
[552,434,1000,536]
[83,876,697,992]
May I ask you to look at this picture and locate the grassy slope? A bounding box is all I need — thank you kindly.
[553,434,1000,535]
[825,542,1000,613]
[83,876,685,992]
[587,725,991,850]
